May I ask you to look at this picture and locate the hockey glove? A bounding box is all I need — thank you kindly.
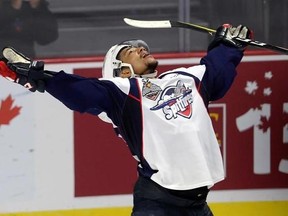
[208,24,253,51]
[1,47,46,92]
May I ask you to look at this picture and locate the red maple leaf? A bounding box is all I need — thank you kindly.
[0,95,22,126]
[258,116,270,132]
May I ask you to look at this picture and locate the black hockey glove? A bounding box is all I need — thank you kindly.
[208,24,253,51]
[2,47,47,92]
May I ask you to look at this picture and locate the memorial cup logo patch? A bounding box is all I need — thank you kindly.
[150,80,193,119]
[142,79,162,101]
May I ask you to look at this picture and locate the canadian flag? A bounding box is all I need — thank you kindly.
[0,94,21,126]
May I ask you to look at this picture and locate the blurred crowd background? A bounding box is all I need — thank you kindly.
[1,0,287,58]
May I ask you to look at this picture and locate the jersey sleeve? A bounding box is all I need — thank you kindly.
[200,44,244,101]
[45,71,130,116]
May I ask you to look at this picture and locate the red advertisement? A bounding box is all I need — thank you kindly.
[74,57,288,196]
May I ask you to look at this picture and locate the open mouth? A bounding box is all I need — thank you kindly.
[141,52,150,58]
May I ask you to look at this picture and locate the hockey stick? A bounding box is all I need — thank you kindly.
[124,18,288,55]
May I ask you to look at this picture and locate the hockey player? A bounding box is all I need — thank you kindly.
[0,24,251,216]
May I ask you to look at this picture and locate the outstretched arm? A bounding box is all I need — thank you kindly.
[0,47,128,116]
[200,44,243,101]
[45,71,124,115]
[200,24,252,101]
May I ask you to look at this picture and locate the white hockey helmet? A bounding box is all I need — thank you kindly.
[102,39,153,78]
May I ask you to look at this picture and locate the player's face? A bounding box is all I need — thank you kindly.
[118,46,158,77]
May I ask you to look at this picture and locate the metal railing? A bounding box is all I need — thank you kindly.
[34,0,288,57]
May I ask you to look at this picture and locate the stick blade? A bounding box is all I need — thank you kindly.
[124,18,172,28]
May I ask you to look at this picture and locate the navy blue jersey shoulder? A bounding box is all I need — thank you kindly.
[200,44,243,101]
[157,44,243,106]
[45,72,126,117]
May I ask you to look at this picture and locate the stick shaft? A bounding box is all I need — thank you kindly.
[124,18,288,55]
[174,21,288,55]
[170,21,216,35]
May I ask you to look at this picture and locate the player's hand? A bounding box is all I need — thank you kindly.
[208,24,253,51]
[1,47,46,92]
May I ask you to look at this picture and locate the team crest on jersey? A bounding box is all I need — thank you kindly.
[142,79,162,101]
[150,80,193,120]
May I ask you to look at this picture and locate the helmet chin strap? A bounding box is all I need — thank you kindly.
[138,71,158,78]
[120,62,158,78]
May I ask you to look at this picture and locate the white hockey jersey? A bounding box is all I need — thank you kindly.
[46,44,243,190]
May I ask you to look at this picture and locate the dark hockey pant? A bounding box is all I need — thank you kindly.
[131,176,213,216]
